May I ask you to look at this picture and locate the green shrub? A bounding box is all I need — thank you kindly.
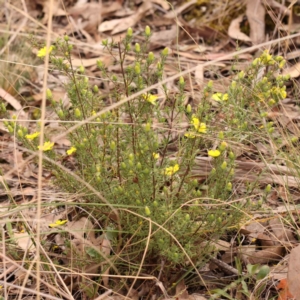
[5,28,290,294]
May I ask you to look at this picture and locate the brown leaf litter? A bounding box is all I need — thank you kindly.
[3,0,300,299]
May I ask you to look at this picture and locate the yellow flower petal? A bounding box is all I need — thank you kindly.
[25,132,40,141]
[165,164,179,176]
[208,149,221,158]
[66,146,77,155]
[48,219,68,228]
[142,94,158,105]
[153,152,160,159]
[197,123,207,133]
[37,45,54,58]
[212,93,228,102]
[38,141,54,152]
[184,132,196,138]
[190,117,207,133]
[191,117,200,129]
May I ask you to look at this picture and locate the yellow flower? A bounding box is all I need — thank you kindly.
[212,93,228,102]
[38,141,54,151]
[208,149,221,158]
[153,152,160,159]
[142,93,158,105]
[25,132,40,141]
[66,146,77,155]
[184,131,196,138]
[37,45,54,58]
[48,219,68,228]
[165,164,179,176]
[191,117,207,133]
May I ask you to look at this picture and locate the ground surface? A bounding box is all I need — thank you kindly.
[1,0,300,299]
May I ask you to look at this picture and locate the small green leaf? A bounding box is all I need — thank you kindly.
[256,265,270,280]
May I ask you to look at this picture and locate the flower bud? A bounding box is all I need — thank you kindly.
[17,129,23,138]
[93,85,99,93]
[64,35,69,42]
[57,109,64,118]
[291,136,298,143]
[230,80,237,90]
[207,80,213,89]
[218,131,224,140]
[161,47,168,56]
[46,88,52,100]
[97,60,103,69]
[279,60,286,69]
[0,103,6,112]
[135,43,141,53]
[78,65,85,74]
[208,214,215,222]
[219,141,227,151]
[186,104,192,113]
[127,27,133,37]
[221,161,227,170]
[145,122,151,132]
[110,141,116,150]
[145,25,151,37]
[145,206,151,216]
[238,70,245,79]
[134,62,141,74]
[126,44,131,51]
[7,125,13,133]
[265,184,271,193]
[268,99,276,106]
[226,182,232,191]
[74,108,81,118]
[148,52,154,63]
[179,76,184,86]
[157,61,162,70]
[252,58,260,66]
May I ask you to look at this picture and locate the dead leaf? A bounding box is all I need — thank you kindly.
[194,65,204,86]
[283,62,300,78]
[68,55,112,68]
[228,15,252,42]
[246,0,265,44]
[99,1,152,34]
[13,231,35,253]
[269,218,296,243]
[150,25,177,47]
[164,0,197,19]
[276,278,295,300]
[0,88,22,111]
[35,0,65,24]
[150,0,170,10]
[68,2,102,34]
[249,246,284,264]
[288,245,300,299]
